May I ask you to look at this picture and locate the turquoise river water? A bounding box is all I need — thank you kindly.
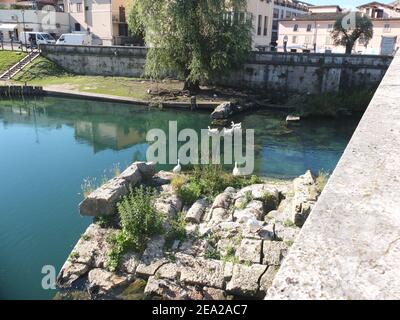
[0,97,360,299]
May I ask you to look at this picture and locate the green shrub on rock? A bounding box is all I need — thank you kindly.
[106,186,164,271]
[165,212,187,248]
[176,165,263,204]
[177,181,202,206]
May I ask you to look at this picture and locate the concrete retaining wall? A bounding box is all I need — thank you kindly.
[221,52,392,93]
[40,45,392,93]
[266,52,400,299]
[40,45,147,78]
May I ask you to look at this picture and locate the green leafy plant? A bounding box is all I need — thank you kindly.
[94,215,116,228]
[165,212,187,248]
[204,247,221,260]
[171,175,187,191]
[237,191,253,209]
[262,191,279,212]
[68,251,80,262]
[221,244,239,264]
[81,234,91,241]
[118,186,164,251]
[106,186,164,271]
[177,181,202,206]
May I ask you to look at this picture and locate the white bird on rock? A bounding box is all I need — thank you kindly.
[232,162,240,176]
[173,159,181,173]
[208,126,219,136]
[246,218,264,233]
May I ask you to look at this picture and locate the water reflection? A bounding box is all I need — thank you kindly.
[0,97,361,178]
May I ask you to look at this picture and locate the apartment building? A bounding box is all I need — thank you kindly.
[271,0,310,43]
[0,0,63,9]
[246,0,274,50]
[0,6,69,41]
[278,2,400,55]
[63,0,133,45]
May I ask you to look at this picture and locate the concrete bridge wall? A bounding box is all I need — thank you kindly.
[266,52,400,299]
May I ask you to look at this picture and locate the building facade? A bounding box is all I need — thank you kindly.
[246,0,274,50]
[0,8,69,41]
[63,0,133,46]
[278,2,400,55]
[271,0,310,43]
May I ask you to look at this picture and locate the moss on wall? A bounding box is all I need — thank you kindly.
[297,88,377,118]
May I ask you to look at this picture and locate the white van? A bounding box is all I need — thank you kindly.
[56,33,92,46]
[20,32,55,48]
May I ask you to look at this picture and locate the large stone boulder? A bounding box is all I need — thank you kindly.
[177,254,231,289]
[144,277,208,300]
[209,207,232,224]
[136,236,167,277]
[234,207,263,222]
[119,251,141,274]
[135,161,156,180]
[226,264,267,298]
[211,192,233,210]
[262,240,288,266]
[88,268,131,296]
[235,239,262,264]
[79,162,158,217]
[291,170,318,227]
[80,177,129,216]
[155,194,183,219]
[236,184,279,201]
[56,224,117,287]
[185,199,208,224]
[56,261,90,288]
[259,266,280,295]
[210,102,233,120]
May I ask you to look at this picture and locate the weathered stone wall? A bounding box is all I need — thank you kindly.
[40,45,392,93]
[266,52,400,299]
[221,52,392,94]
[40,45,147,78]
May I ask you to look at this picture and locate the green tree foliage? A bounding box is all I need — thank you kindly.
[331,13,373,54]
[128,0,252,92]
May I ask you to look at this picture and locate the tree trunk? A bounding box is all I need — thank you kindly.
[183,79,200,93]
[345,41,354,54]
[183,68,200,94]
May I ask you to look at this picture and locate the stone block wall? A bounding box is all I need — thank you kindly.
[40,45,392,94]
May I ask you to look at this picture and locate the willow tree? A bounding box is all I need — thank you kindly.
[331,13,373,54]
[128,0,252,92]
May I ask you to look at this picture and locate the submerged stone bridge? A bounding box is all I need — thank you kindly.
[266,52,400,299]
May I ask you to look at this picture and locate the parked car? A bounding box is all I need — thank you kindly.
[56,33,92,46]
[20,32,56,48]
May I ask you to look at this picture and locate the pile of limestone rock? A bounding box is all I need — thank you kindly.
[56,162,321,300]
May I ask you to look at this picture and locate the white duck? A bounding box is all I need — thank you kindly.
[208,126,220,136]
[232,162,240,176]
[246,218,264,233]
[223,127,234,136]
[231,121,242,129]
[173,159,181,173]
